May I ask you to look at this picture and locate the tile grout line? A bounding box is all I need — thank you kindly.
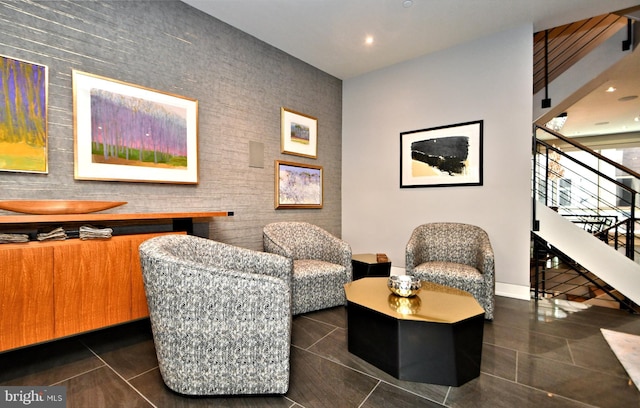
[442,385,451,406]
[514,346,631,379]
[303,326,340,350]
[565,338,577,365]
[298,314,344,328]
[514,350,519,384]
[382,380,450,406]
[285,396,298,408]
[128,366,160,382]
[292,343,449,406]
[481,371,603,408]
[49,365,106,387]
[82,341,158,408]
[297,311,453,406]
[488,319,578,343]
[357,380,381,408]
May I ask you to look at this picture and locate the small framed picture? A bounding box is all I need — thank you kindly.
[275,160,323,209]
[281,107,317,159]
[400,120,483,188]
[73,70,199,184]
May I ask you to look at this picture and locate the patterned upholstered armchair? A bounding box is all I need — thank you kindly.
[263,222,352,315]
[405,223,495,320]
[139,234,293,395]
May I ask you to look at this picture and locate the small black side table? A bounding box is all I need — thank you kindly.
[352,253,391,280]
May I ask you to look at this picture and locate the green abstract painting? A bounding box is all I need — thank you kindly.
[0,55,48,173]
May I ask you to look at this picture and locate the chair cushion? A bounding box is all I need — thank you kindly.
[294,259,346,278]
[413,261,484,286]
[291,259,348,315]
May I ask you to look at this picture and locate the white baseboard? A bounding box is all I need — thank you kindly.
[390,267,531,301]
[496,282,530,300]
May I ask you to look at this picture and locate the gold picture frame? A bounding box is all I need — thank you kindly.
[281,107,317,159]
[275,160,323,209]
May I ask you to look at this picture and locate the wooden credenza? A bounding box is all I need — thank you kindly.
[0,211,230,352]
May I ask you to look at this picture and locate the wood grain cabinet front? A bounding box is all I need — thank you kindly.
[129,232,185,319]
[0,231,183,352]
[53,238,133,338]
[0,245,55,352]
[0,212,228,352]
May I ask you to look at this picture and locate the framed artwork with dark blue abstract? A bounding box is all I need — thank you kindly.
[400,120,483,188]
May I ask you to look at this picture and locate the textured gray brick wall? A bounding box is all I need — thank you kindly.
[0,0,343,250]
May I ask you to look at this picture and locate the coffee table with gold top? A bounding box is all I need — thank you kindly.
[343,277,485,386]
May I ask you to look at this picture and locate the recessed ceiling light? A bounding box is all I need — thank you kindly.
[402,0,413,8]
[605,86,617,92]
[618,95,638,102]
[365,36,374,45]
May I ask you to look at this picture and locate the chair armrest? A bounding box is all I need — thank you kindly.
[252,252,293,283]
[319,236,352,273]
[216,243,293,284]
[263,224,352,278]
[405,234,427,273]
[184,238,293,284]
[475,239,495,282]
[141,256,292,328]
[264,233,294,259]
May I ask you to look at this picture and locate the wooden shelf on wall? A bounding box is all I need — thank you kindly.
[0,211,233,225]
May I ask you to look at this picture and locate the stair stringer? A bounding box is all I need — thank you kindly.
[533,204,640,306]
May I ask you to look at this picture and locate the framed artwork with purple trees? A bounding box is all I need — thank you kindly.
[72,70,198,184]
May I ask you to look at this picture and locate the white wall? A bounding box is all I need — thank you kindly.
[342,25,534,299]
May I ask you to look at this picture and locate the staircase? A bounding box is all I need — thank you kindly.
[533,13,628,95]
[530,8,640,311]
[531,231,635,312]
[532,126,640,311]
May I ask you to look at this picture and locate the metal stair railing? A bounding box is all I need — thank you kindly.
[531,233,637,312]
[533,13,628,94]
[532,125,638,262]
[532,125,640,311]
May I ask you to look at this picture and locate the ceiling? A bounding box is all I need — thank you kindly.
[552,44,640,140]
[181,0,640,139]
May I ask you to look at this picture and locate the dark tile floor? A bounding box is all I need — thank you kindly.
[1,296,639,407]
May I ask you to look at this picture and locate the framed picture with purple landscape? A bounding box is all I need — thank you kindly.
[281,107,317,159]
[72,70,198,184]
[0,55,48,174]
[275,160,323,209]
